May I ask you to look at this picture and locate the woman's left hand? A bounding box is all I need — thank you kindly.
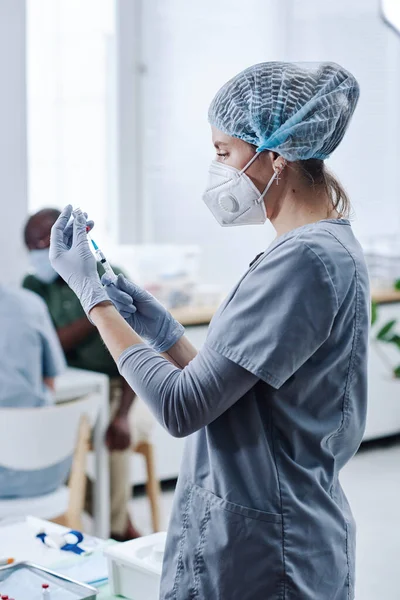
[49,205,109,315]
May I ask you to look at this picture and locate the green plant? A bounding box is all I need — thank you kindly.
[371,300,377,326]
[372,299,400,378]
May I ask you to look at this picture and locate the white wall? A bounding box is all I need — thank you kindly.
[0,0,28,286]
[287,0,400,243]
[6,0,399,291]
[135,0,290,288]
[130,0,400,290]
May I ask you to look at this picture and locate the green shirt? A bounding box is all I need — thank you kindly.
[23,264,124,377]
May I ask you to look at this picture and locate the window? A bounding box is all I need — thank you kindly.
[382,0,400,36]
[27,0,115,243]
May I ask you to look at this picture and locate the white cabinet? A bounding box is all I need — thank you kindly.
[131,310,400,485]
[364,303,400,440]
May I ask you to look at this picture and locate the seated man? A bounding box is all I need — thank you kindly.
[23,208,154,541]
[0,285,67,497]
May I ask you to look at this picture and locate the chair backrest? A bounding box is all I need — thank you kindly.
[0,395,100,470]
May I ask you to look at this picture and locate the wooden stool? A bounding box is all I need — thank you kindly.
[133,441,161,532]
[53,414,91,531]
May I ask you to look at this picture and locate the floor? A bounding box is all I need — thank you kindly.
[340,438,400,600]
[128,437,400,599]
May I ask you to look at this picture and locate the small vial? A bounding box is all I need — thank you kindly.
[42,583,50,598]
[86,231,117,283]
[96,249,118,283]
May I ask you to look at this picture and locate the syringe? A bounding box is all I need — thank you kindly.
[86,230,118,283]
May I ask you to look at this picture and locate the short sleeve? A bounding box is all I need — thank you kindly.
[22,274,46,298]
[206,238,339,389]
[35,297,66,378]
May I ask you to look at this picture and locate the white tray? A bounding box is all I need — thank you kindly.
[0,561,98,599]
[104,532,167,600]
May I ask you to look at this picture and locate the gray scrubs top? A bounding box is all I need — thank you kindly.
[119,219,369,599]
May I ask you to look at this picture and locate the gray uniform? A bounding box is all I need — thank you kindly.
[119,219,369,599]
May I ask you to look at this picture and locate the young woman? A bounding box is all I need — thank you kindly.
[49,62,368,599]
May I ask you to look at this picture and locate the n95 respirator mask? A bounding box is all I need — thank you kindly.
[29,248,58,284]
[202,152,278,227]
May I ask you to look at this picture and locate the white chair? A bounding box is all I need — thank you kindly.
[0,395,99,530]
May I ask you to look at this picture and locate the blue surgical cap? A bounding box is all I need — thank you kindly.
[208,61,360,161]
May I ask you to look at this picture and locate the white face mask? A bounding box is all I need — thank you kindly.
[29,248,58,284]
[202,152,278,227]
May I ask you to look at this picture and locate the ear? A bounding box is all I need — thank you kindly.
[266,151,277,168]
[272,154,287,176]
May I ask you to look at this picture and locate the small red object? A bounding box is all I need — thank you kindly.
[42,583,49,589]
[2,595,9,599]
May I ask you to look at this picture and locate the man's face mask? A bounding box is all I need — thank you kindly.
[29,248,58,284]
[202,152,282,227]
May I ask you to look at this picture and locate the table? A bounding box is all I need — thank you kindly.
[170,305,217,326]
[55,368,110,539]
[0,516,117,599]
[371,288,400,304]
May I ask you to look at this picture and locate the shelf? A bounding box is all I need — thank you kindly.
[371,289,400,304]
[169,305,217,326]
[169,290,400,326]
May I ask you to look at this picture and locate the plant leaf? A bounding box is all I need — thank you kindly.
[394,365,400,378]
[394,279,400,291]
[371,301,378,326]
[390,334,400,348]
[377,320,396,341]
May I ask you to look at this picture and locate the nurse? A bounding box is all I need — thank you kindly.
[49,62,369,599]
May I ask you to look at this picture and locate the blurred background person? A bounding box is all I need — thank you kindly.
[0,283,67,498]
[23,208,154,541]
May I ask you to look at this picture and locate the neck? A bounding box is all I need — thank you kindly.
[268,183,339,237]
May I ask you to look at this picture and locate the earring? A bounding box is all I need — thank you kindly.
[275,169,281,185]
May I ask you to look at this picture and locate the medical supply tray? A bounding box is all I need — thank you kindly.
[0,561,98,599]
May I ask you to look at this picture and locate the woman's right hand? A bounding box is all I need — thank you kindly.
[101,273,185,353]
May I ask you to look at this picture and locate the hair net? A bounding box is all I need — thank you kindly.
[208,62,359,161]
